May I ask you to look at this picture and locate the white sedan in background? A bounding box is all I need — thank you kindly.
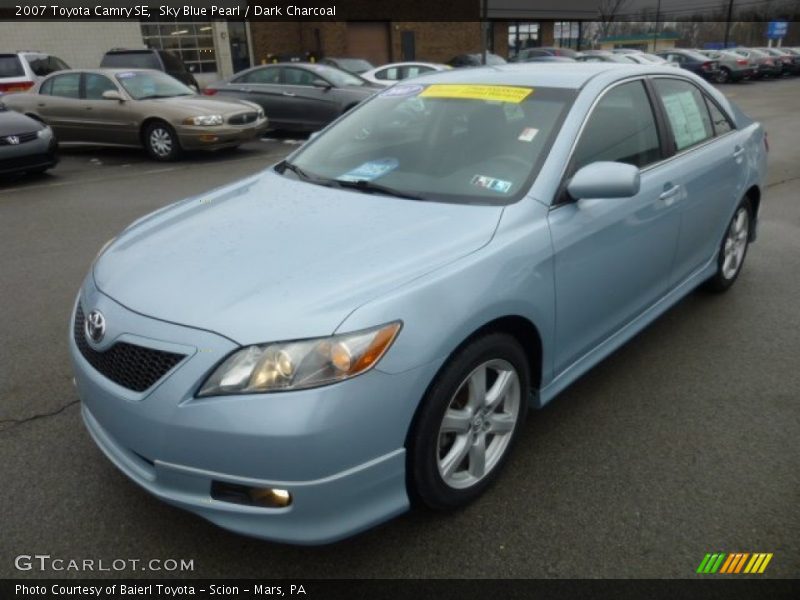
[361,62,451,86]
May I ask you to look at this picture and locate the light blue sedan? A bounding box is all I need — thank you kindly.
[71,63,767,544]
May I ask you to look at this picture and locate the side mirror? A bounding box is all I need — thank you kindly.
[312,79,331,89]
[567,161,640,200]
[102,90,125,102]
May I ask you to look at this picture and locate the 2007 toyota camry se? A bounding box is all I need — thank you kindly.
[70,63,767,544]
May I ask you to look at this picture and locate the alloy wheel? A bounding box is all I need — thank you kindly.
[436,359,521,489]
[722,206,749,280]
[149,127,173,158]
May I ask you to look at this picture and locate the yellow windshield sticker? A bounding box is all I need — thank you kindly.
[420,85,533,103]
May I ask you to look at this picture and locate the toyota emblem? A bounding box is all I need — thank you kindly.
[85,310,106,343]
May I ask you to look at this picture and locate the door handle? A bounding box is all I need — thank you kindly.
[733,146,745,159]
[37,103,46,107]
[659,184,680,203]
[282,91,296,97]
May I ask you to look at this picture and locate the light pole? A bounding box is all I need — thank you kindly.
[652,0,661,53]
[723,0,735,48]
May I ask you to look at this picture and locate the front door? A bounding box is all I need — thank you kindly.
[81,73,138,146]
[548,79,682,373]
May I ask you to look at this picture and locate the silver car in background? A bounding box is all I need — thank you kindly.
[697,50,756,83]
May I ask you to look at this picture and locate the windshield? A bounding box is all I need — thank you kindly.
[282,83,574,204]
[309,64,369,87]
[115,71,194,99]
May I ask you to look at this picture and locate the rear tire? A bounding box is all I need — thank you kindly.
[143,121,181,161]
[715,67,731,84]
[703,197,752,293]
[407,333,530,511]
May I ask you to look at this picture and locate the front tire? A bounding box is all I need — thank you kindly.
[704,198,752,293]
[144,121,181,161]
[407,333,529,511]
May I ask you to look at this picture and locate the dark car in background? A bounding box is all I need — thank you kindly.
[204,63,378,131]
[657,49,720,81]
[448,53,507,67]
[0,52,70,94]
[0,98,57,177]
[319,57,374,75]
[756,48,800,75]
[100,48,200,90]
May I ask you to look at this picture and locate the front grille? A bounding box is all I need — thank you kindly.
[228,111,258,125]
[73,305,186,393]
[0,131,38,145]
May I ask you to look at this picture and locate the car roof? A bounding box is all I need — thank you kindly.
[42,68,162,76]
[411,62,656,89]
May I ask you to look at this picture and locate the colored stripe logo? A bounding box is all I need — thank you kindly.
[696,553,773,574]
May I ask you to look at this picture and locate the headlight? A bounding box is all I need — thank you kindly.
[257,108,265,119]
[197,321,401,396]
[183,114,223,126]
[36,125,52,139]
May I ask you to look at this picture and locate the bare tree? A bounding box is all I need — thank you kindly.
[597,0,631,39]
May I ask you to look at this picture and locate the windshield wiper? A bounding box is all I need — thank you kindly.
[137,94,182,100]
[278,160,319,182]
[333,179,424,200]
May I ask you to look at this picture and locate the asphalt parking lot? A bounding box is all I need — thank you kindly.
[0,78,798,579]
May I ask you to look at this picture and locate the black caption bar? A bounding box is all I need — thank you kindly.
[0,0,480,21]
[2,579,800,600]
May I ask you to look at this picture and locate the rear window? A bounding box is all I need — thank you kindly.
[25,55,70,77]
[0,55,24,78]
[101,52,160,70]
[159,51,185,72]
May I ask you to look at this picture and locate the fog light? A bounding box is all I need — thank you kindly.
[211,480,292,508]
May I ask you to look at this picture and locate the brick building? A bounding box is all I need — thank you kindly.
[249,21,560,66]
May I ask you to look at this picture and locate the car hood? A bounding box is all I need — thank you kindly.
[141,95,258,115]
[93,169,503,345]
[0,106,42,134]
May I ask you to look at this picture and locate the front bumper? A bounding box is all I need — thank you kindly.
[70,278,440,543]
[177,119,269,150]
[0,135,58,175]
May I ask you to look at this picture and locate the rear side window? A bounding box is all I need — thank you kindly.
[101,52,160,70]
[25,55,69,76]
[235,67,280,84]
[572,80,662,171]
[47,73,80,98]
[653,79,714,151]
[0,54,24,77]
[705,99,734,136]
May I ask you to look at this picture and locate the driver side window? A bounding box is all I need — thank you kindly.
[572,80,662,173]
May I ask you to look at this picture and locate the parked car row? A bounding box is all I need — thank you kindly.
[509,46,800,84]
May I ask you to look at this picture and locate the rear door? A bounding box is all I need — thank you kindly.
[650,77,746,285]
[548,79,681,373]
[35,72,83,141]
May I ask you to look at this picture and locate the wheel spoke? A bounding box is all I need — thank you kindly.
[441,409,471,434]
[467,435,486,478]
[466,365,487,410]
[485,369,516,410]
[440,436,470,480]
[487,413,515,435]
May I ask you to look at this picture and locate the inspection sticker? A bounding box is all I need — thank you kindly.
[471,174,512,194]
[339,158,399,182]
[420,85,533,103]
[518,127,539,142]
